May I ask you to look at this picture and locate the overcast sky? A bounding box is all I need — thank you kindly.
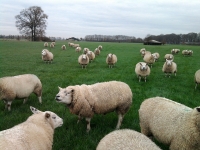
[1,0,200,39]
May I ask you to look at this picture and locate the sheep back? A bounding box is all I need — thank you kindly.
[143,52,155,66]
[96,129,161,150]
[139,97,200,150]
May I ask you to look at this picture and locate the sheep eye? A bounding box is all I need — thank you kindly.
[52,116,56,119]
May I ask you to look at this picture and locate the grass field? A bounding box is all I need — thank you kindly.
[0,40,200,149]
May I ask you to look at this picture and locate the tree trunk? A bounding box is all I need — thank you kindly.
[31,28,34,41]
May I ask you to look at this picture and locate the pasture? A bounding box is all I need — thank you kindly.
[0,40,200,149]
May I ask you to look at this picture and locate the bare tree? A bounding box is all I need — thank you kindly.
[15,6,48,41]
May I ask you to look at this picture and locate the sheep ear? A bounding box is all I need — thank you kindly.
[30,106,42,114]
[139,63,142,66]
[196,107,200,112]
[58,86,62,91]
[45,112,50,118]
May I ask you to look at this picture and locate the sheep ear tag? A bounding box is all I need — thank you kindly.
[30,106,42,114]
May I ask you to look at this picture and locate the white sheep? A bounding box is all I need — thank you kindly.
[164,54,174,60]
[139,96,200,150]
[52,42,56,46]
[78,54,89,69]
[171,49,175,54]
[96,129,161,150]
[44,42,48,47]
[94,48,100,56]
[174,49,180,54]
[61,45,66,50]
[143,52,155,68]
[135,62,151,82]
[106,53,117,68]
[73,43,80,48]
[195,69,200,89]
[152,52,160,61]
[83,48,89,54]
[0,74,42,111]
[188,50,193,56]
[98,45,103,50]
[0,106,63,150]
[42,49,54,64]
[68,42,74,47]
[162,59,177,77]
[140,48,146,57]
[55,81,132,132]
[87,50,95,62]
[182,50,189,56]
[75,46,82,53]
[50,42,54,48]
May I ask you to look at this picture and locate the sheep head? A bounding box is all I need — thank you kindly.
[166,59,173,66]
[139,63,148,71]
[55,87,74,105]
[42,50,47,56]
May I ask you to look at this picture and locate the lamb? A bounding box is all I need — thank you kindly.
[94,48,100,56]
[87,50,95,62]
[195,69,200,89]
[96,129,161,150]
[42,49,54,64]
[0,74,42,111]
[55,81,132,132]
[44,42,48,47]
[139,96,200,150]
[135,62,151,82]
[106,53,117,68]
[0,106,63,150]
[143,52,155,68]
[75,46,82,53]
[61,45,66,50]
[152,52,160,61]
[162,59,177,77]
[98,45,103,50]
[164,54,174,60]
[78,54,89,69]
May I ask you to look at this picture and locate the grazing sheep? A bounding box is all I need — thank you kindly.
[75,46,82,53]
[174,49,180,54]
[98,45,103,50]
[73,43,80,48]
[140,48,146,57]
[83,48,89,54]
[182,50,189,56]
[0,74,42,111]
[195,69,200,89]
[50,42,54,48]
[135,62,151,82]
[152,52,160,61]
[164,54,174,60]
[61,45,66,50]
[42,49,54,64]
[0,106,63,150]
[106,53,117,68]
[139,96,200,150]
[171,49,175,54]
[68,42,74,47]
[52,42,56,46]
[94,48,100,56]
[96,129,161,150]
[87,50,95,62]
[55,81,132,132]
[78,54,89,69]
[188,50,193,56]
[162,59,177,77]
[44,42,48,47]
[143,52,155,68]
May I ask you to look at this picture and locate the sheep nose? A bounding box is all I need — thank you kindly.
[55,95,60,100]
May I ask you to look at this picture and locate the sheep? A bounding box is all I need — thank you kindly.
[44,42,48,47]
[174,49,180,54]
[42,49,54,64]
[83,48,89,54]
[96,129,161,150]
[0,106,63,150]
[68,42,74,47]
[188,50,193,56]
[52,42,56,46]
[0,74,42,111]
[94,48,100,56]
[55,81,132,132]
[61,45,66,50]
[78,54,89,69]
[140,48,146,57]
[73,43,80,48]
[87,50,95,62]
[106,53,117,68]
[143,52,155,68]
[135,62,151,82]
[75,46,82,53]
[139,96,200,150]
[152,52,160,61]
[164,54,174,60]
[50,42,54,48]
[98,45,103,50]
[162,59,177,77]
[182,50,189,56]
[171,49,175,54]
[195,69,200,89]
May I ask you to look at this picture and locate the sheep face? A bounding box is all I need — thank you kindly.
[30,106,63,129]
[140,63,148,71]
[166,59,173,66]
[55,87,73,105]
[42,50,47,56]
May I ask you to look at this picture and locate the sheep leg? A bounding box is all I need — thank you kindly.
[23,98,28,104]
[5,101,12,111]
[116,113,124,129]
[77,115,83,124]
[139,76,141,82]
[86,118,91,132]
[195,83,198,89]
[38,96,42,104]
[144,76,146,82]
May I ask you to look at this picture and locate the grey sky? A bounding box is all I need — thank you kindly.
[1,0,200,39]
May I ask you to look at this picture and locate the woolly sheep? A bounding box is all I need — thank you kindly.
[143,52,155,68]
[42,49,54,64]
[188,50,193,56]
[68,42,74,47]
[171,49,175,54]
[83,48,89,54]
[55,81,132,132]
[52,42,56,46]
[61,45,66,50]
[50,42,54,48]
[106,53,117,68]
[94,48,100,56]
[96,129,161,150]
[195,69,200,89]
[140,48,146,57]
[73,43,80,48]
[152,52,160,61]
[182,50,189,56]
[162,59,177,77]
[78,54,89,69]
[139,96,200,150]
[0,74,42,111]
[44,42,48,47]
[98,45,103,50]
[87,50,95,62]
[135,62,151,82]
[0,106,63,150]
[164,54,174,60]
[174,49,180,54]
[75,46,82,53]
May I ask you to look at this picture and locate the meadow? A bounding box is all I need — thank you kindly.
[0,40,200,150]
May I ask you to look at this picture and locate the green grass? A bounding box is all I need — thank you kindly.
[0,40,200,150]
